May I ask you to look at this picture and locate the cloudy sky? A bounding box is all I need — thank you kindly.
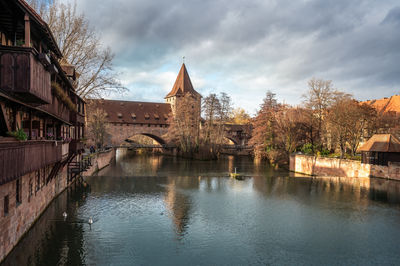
[75,0,400,114]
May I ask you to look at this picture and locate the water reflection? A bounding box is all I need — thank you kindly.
[252,174,400,206]
[164,178,194,238]
[3,153,400,265]
[2,185,89,266]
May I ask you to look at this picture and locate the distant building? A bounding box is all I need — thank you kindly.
[363,95,400,116]
[358,134,400,165]
[362,95,400,140]
[89,63,202,146]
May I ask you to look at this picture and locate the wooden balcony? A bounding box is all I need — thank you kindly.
[0,46,51,104]
[39,96,70,122]
[69,139,84,154]
[62,142,70,159]
[0,140,62,185]
[70,112,85,124]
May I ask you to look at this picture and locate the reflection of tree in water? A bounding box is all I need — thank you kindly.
[116,155,165,176]
[164,176,199,238]
[2,186,89,266]
[252,175,400,206]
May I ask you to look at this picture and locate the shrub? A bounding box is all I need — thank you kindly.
[320,148,330,156]
[52,82,77,111]
[300,143,314,155]
[7,129,28,141]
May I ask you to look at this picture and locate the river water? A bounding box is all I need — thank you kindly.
[3,151,400,265]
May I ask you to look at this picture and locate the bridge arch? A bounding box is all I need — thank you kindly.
[224,136,238,145]
[125,133,167,146]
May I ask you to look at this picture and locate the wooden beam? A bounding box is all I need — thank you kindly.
[24,13,30,47]
[29,110,32,140]
[43,118,46,139]
[82,124,85,139]
[0,103,11,133]
[52,120,55,138]
[12,105,17,130]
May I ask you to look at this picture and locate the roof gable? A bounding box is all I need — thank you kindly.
[358,134,400,152]
[363,95,400,115]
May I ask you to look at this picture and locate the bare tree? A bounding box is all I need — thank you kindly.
[201,92,233,154]
[302,78,351,151]
[86,107,110,148]
[273,106,308,160]
[327,100,376,157]
[28,0,126,98]
[202,93,221,145]
[249,91,280,159]
[230,108,250,124]
[166,94,201,155]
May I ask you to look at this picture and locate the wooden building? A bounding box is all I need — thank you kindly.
[358,134,400,165]
[0,0,86,261]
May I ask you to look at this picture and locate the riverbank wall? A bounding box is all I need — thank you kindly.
[290,154,400,181]
[0,149,116,262]
[82,149,116,176]
[0,164,69,262]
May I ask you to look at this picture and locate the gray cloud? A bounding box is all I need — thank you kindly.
[76,0,400,112]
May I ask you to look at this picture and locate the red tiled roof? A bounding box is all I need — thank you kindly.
[363,95,400,115]
[165,63,201,98]
[358,134,400,152]
[91,99,171,125]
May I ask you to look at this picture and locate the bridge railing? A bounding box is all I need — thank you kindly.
[221,145,253,150]
[114,144,177,149]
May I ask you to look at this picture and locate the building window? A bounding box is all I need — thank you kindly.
[36,170,40,193]
[28,179,33,202]
[4,195,9,217]
[42,167,46,187]
[16,178,22,205]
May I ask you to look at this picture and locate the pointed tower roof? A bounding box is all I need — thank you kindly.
[165,64,200,98]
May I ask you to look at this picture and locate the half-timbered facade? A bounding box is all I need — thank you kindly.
[0,0,85,261]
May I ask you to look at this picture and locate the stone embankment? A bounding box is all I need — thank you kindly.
[290,154,400,181]
[0,149,115,263]
[83,149,116,176]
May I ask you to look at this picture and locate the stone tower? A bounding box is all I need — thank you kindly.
[165,63,201,116]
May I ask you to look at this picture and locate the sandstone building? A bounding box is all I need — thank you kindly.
[89,63,202,146]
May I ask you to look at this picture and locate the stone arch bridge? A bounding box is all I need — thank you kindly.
[92,99,251,147]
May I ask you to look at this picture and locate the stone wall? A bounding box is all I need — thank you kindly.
[82,149,115,176]
[0,164,69,262]
[290,154,400,181]
[107,123,169,146]
[0,149,116,262]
